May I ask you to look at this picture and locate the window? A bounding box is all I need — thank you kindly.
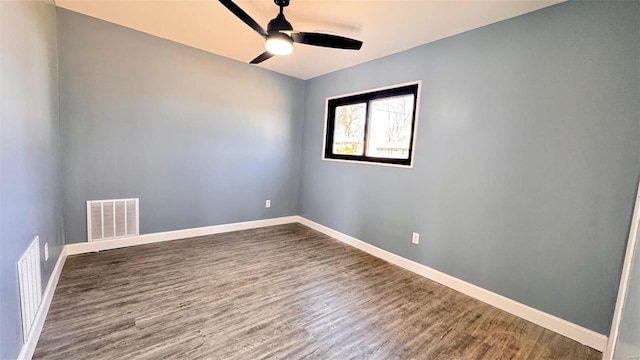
[324,82,420,167]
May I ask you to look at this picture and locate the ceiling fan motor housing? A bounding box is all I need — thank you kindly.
[267,13,293,33]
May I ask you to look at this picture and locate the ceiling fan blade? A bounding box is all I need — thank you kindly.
[291,32,362,50]
[250,51,276,64]
[219,0,268,37]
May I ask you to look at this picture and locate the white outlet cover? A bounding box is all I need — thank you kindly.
[412,232,420,244]
[266,200,271,208]
[44,243,49,261]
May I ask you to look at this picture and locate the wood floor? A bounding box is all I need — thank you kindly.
[34,223,601,360]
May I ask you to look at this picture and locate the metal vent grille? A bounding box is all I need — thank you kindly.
[18,236,42,342]
[87,198,139,241]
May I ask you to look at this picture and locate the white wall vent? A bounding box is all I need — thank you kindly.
[18,236,42,342]
[87,198,139,242]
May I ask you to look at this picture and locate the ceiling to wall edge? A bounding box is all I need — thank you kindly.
[52,0,565,80]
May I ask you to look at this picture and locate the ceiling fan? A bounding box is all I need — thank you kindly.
[219,0,363,64]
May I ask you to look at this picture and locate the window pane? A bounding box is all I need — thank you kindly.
[366,95,414,159]
[333,103,367,155]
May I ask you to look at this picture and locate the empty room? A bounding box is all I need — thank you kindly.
[2,0,639,359]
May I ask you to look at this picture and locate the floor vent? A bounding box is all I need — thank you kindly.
[87,198,139,242]
[18,236,42,342]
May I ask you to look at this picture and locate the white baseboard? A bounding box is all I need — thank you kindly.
[297,216,608,352]
[17,246,68,360]
[65,216,299,255]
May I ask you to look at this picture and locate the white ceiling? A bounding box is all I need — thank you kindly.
[55,0,563,80]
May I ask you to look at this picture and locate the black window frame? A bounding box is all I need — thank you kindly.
[323,83,420,167]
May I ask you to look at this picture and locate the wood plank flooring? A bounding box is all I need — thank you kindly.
[34,223,601,359]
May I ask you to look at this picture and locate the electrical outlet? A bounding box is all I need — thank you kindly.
[412,232,419,244]
[44,243,49,261]
[265,200,271,208]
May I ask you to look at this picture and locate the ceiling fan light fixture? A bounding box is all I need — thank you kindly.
[265,32,293,55]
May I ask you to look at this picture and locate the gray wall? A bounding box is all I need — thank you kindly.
[299,0,640,335]
[57,9,305,244]
[0,1,65,358]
